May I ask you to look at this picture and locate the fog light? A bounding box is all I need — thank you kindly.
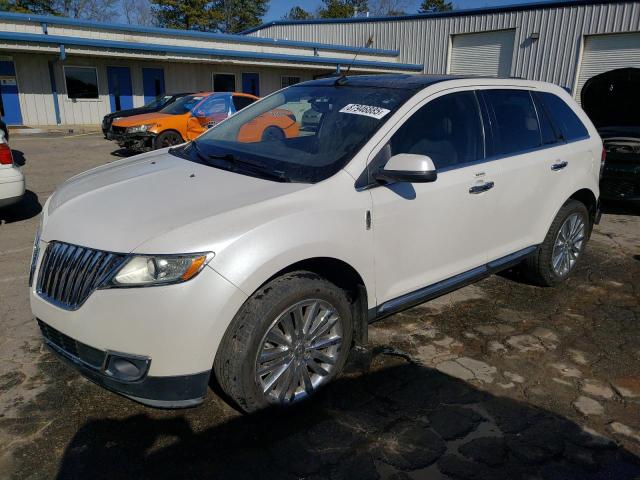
[105,354,150,382]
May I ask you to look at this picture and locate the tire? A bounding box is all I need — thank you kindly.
[214,271,353,413]
[154,130,183,149]
[261,126,285,141]
[522,199,590,286]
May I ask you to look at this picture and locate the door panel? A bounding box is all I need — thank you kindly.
[142,68,165,105]
[372,166,496,303]
[0,60,22,125]
[106,66,133,113]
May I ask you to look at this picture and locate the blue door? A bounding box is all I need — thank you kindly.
[142,68,165,105]
[0,60,22,125]
[106,66,133,112]
[242,72,260,96]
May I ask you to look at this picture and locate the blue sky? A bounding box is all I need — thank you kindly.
[263,0,541,21]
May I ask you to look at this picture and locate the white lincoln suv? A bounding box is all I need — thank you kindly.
[30,75,601,411]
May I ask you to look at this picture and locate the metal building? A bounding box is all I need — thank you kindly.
[244,0,640,103]
[0,12,421,126]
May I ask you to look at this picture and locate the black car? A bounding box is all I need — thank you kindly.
[102,93,189,137]
[581,68,640,205]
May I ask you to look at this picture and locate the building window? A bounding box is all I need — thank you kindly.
[213,73,236,92]
[281,76,301,88]
[64,66,99,99]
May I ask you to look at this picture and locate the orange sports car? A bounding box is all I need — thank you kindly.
[111,92,260,152]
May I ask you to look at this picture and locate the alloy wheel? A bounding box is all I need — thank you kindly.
[551,212,586,277]
[255,299,343,405]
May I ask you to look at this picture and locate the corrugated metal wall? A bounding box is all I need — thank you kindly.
[249,2,640,90]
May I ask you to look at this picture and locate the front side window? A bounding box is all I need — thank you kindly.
[484,89,541,156]
[193,96,229,117]
[64,66,99,99]
[536,92,589,141]
[389,91,484,170]
[175,84,414,183]
[160,95,206,115]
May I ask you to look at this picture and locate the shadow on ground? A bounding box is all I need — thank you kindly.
[0,190,41,224]
[110,148,138,158]
[54,355,640,480]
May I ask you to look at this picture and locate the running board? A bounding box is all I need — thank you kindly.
[374,245,538,320]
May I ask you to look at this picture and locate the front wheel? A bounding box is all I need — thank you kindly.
[522,199,590,286]
[154,130,183,149]
[214,271,353,412]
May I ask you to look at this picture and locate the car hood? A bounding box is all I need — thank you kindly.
[105,106,157,120]
[43,150,309,253]
[112,113,176,127]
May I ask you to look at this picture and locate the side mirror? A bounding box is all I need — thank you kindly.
[375,153,437,184]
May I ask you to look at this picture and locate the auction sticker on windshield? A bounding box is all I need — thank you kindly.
[339,104,391,120]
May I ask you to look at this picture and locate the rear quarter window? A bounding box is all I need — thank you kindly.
[536,92,589,142]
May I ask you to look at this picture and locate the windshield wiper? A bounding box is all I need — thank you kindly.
[193,142,291,183]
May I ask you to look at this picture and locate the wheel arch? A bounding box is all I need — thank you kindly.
[252,256,370,348]
[568,188,598,229]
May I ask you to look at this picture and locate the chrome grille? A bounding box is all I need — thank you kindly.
[36,242,126,310]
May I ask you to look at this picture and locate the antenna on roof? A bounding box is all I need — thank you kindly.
[335,34,374,85]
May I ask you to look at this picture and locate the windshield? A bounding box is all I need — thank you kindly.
[144,95,172,109]
[160,95,207,115]
[178,85,413,183]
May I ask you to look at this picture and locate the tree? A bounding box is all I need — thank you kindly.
[369,0,410,16]
[318,0,369,19]
[419,0,452,13]
[151,0,216,30]
[0,0,117,18]
[283,5,311,20]
[209,0,269,33]
[122,0,154,26]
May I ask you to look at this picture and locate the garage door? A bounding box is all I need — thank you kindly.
[576,33,640,103]
[449,30,515,77]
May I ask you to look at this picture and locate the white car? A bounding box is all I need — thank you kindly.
[30,75,601,411]
[0,131,25,208]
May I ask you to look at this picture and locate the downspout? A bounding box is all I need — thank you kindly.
[47,44,65,125]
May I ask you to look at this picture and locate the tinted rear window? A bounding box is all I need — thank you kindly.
[537,92,589,141]
[484,89,541,155]
[233,96,255,111]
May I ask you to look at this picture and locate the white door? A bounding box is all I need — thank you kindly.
[449,30,515,78]
[370,90,497,305]
[575,33,640,105]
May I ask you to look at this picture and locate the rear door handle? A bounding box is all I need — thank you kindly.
[469,181,495,194]
[551,160,568,171]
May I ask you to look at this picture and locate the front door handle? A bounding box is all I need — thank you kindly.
[469,181,495,194]
[551,160,568,171]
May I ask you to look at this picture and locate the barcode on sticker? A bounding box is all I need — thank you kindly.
[339,104,391,120]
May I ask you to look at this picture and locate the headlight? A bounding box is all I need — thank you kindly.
[126,124,155,134]
[29,216,43,287]
[106,253,214,287]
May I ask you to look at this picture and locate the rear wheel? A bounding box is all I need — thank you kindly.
[154,131,183,149]
[214,271,353,412]
[522,199,590,286]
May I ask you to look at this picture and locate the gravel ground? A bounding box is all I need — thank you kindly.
[1,134,639,479]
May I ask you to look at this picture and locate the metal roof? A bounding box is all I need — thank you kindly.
[0,11,400,56]
[241,0,632,34]
[0,31,424,71]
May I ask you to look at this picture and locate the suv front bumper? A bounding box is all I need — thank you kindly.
[38,319,210,408]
